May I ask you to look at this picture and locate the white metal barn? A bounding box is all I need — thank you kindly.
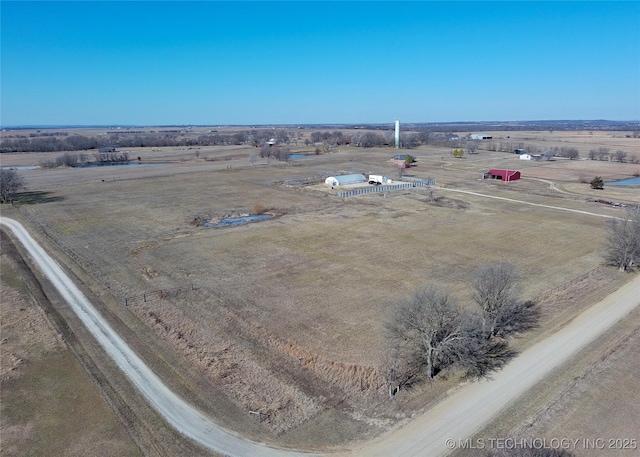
[325,174,367,187]
[470,133,493,140]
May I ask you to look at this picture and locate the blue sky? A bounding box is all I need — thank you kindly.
[2,1,639,126]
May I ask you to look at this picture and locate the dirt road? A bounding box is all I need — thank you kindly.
[2,216,638,457]
[348,273,640,457]
[439,186,622,219]
[0,217,319,457]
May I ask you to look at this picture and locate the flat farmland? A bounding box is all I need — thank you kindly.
[2,129,639,449]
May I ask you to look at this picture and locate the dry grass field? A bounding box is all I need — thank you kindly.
[1,128,638,451]
[0,239,142,456]
[453,306,640,457]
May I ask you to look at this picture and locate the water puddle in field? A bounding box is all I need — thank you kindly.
[288,154,311,159]
[1,166,41,170]
[204,214,273,227]
[605,177,640,186]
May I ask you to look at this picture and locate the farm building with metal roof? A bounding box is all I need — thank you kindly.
[470,133,493,140]
[324,174,367,187]
[484,169,521,181]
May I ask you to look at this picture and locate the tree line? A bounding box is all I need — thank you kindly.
[0,129,297,153]
[39,151,130,169]
[1,128,548,153]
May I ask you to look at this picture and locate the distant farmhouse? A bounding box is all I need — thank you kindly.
[390,154,416,168]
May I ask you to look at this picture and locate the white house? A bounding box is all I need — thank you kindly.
[324,174,366,187]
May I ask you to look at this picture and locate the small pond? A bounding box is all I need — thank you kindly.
[205,214,273,227]
[1,166,41,171]
[605,177,640,186]
[288,154,312,159]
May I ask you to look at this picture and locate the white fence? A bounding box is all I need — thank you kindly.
[337,179,435,198]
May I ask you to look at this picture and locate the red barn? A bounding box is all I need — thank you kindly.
[485,169,521,181]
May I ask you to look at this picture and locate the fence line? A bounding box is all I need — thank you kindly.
[124,283,197,307]
[539,266,606,297]
[337,179,436,198]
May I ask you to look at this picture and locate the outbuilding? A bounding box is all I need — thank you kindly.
[470,133,493,140]
[324,174,367,187]
[484,169,521,181]
[519,154,532,160]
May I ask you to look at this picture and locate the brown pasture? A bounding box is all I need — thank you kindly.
[1,128,639,448]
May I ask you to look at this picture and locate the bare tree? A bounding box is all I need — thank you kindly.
[0,169,26,203]
[386,286,472,381]
[472,262,525,337]
[596,147,610,161]
[259,144,271,158]
[401,133,418,148]
[604,205,640,271]
[561,147,579,159]
[385,285,515,388]
[567,149,579,159]
[614,149,627,162]
[466,140,478,154]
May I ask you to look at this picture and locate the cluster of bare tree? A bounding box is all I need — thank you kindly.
[0,135,98,153]
[6,127,541,153]
[3,131,69,139]
[604,205,640,271]
[40,152,90,168]
[307,131,348,145]
[483,142,545,155]
[39,151,129,169]
[588,147,637,163]
[412,131,461,148]
[385,262,537,396]
[95,151,130,164]
[351,131,387,148]
[0,169,26,203]
[259,144,290,162]
[552,147,579,159]
[0,129,301,153]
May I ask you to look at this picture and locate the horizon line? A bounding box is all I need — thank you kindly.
[3,119,639,130]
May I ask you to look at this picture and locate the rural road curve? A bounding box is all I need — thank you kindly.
[0,217,320,457]
[2,216,639,457]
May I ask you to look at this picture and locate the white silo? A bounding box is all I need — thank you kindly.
[394,120,400,149]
